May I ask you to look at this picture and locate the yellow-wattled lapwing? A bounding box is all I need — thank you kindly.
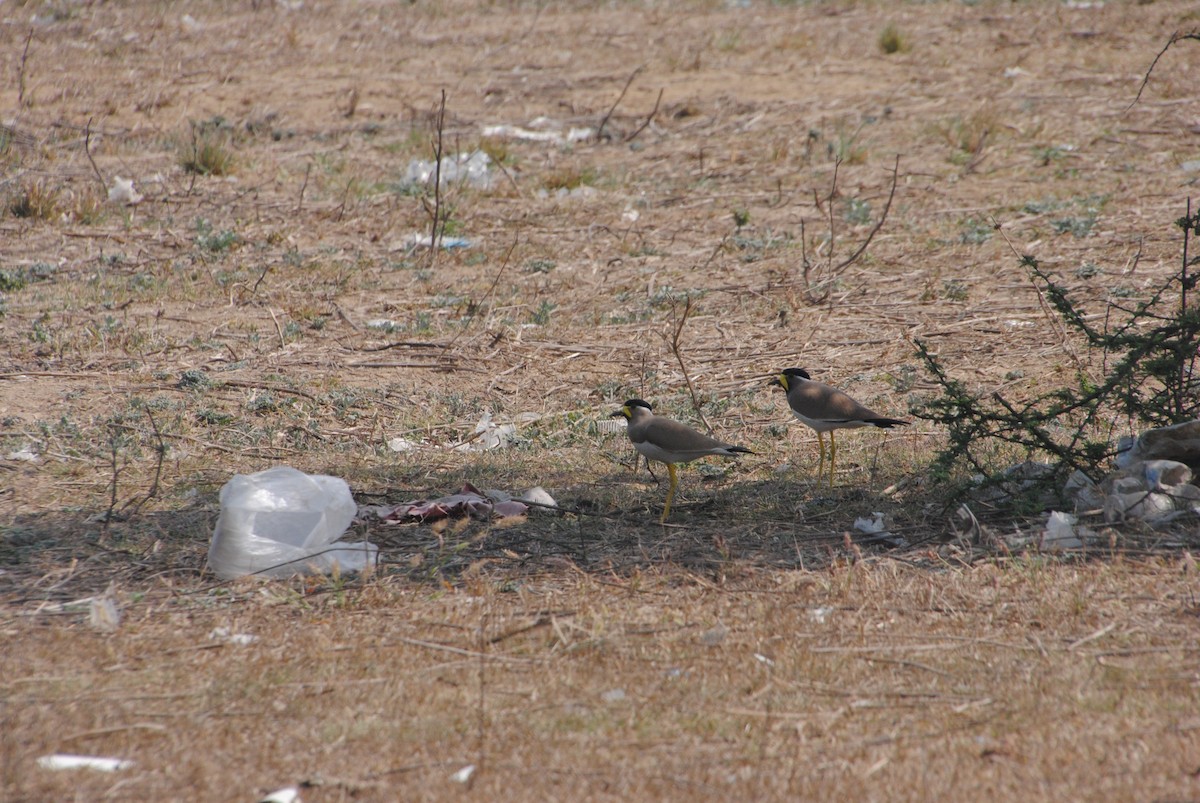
[770,368,907,487]
[611,399,752,522]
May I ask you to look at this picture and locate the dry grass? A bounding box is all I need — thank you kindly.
[5,560,1200,801]
[3,0,1200,799]
[7,178,61,221]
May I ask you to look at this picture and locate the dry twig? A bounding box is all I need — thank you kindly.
[625,87,664,143]
[442,235,519,356]
[83,117,106,189]
[800,155,901,304]
[18,28,32,107]
[664,296,711,433]
[1128,30,1200,111]
[427,90,448,262]
[296,162,312,213]
[597,65,644,141]
[120,405,166,518]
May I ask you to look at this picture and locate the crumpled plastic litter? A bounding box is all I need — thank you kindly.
[481,121,593,145]
[450,765,476,785]
[88,590,121,633]
[520,486,557,510]
[1096,419,1200,523]
[454,411,518,452]
[208,466,377,580]
[377,482,529,523]
[972,460,1057,508]
[1069,457,1200,525]
[851,512,908,548]
[951,503,1003,550]
[107,176,143,205]
[7,444,40,462]
[1104,488,1177,523]
[402,149,492,189]
[259,787,301,803]
[853,512,887,535]
[387,435,417,453]
[38,754,133,772]
[1141,459,1194,490]
[955,504,1091,553]
[392,231,472,251]
[1041,511,1086,551]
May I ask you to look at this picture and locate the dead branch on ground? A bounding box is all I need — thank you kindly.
[121,406,166,518]
[1128,30,1200,111]
[625,88,663,143]
[799,155,901,305]
[442,235,520,356]
[597,65,644,142]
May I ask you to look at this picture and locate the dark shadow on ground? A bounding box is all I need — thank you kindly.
[5,469,1199,608]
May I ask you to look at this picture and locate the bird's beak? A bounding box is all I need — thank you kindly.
[770,375,787,390]
[610,407,627,419]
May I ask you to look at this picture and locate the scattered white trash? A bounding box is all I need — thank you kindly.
[38,754,133,772]
[519,486,557,510]
[453,411,517,452]
[450,764,476,784]
[1041,511,1085,551]
[107,176,143,205]
[259,787,301,803]
[88,595,122,633]
[402,150,492,190]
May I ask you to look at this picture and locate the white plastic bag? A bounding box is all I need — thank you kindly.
[208,466,376,580]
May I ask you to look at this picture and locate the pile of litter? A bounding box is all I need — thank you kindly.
[207,466,556,580]
[372,482,532,523]
[1073,419,1200,526]
[955,419,1200,553]
[400,149,492,190]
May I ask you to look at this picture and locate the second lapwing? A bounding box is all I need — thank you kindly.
[770,368,908,487]
[611,399,753,522]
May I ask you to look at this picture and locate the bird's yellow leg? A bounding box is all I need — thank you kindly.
[661,463,678,522]
[828,430,838,487]
[815,432,827,488]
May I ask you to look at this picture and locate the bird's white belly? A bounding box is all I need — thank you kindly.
[634,441,682,465]
[790,410,868,433]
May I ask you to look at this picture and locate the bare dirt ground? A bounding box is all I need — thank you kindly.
[3,0,1200,800]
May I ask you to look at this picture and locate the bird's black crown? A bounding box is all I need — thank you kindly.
[611,398,653,418]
